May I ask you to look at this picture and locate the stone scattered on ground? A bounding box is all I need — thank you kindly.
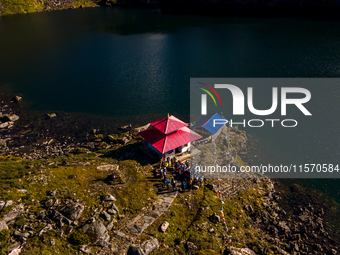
[102,194,116,201]
[2,204,25,223]
[47,113,57,118]
[82,220,110,244]
[160,221,169,233]
[128,237,159,255]
[79,245,91,254]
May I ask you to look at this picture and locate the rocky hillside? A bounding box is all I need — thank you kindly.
[0,0,99,16]
[1,94,340,254]
[2,0,340,16]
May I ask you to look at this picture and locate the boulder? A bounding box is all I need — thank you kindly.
[0,220,8,231]
[128,237,159,255]
[1,114,19,122]
[0,201,5,210]
[106,220,115,231]
[5,200,13,207]
[11,96,22,102]
[160,221,169,233]
[79,245,91,254]
[2,204,25,223]
[128,245,144,255]
[37,224,52,237]
[47,113,56,118]
[82,220,110,244]
[209,213,220,224]
[107,209,117,215]
[102,194,116,201]
[8,245,23,255]
[141,237,160,255]
[0,122,9,129]
[111,203,119,212]
[102,211,111,221]
[59,201,84,221]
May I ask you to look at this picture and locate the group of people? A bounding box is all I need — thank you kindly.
[156,156,204,192]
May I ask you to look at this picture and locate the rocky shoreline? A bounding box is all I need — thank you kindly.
[0,94,145,160]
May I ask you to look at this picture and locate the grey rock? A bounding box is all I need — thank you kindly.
[6,114,19,122]
[79,245,91,254]
[0,221,8,231]
[37,224,52,237]
[128,237,159,255]
[18,189,27,193]
[128,245,143,255]
[59,201,84,221]
[82,220,110,243]
[111,203,119,212]
[0,201,5,211]
[209,213,220,224]
[0,122,9,129]
[209,228,215,233]
[5,200,13,207]
[12,96,22,102]
[102,211,111,221]
[2,204,25,223]
[160,221,169,233]
[106,220,115,231]
[47,113,57,118]
[231,248,256,255]
[102,194,116,201]
[107,209,117,215]
[116,231,125,238]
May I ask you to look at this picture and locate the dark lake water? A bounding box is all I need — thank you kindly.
[1,7,340,203]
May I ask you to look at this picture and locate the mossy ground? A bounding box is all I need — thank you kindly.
[139,181,275,255]
[0,148,158,254]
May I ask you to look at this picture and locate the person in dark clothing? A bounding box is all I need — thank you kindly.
[171,178,176,191]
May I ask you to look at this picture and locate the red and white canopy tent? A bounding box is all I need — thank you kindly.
[138,115,202,156]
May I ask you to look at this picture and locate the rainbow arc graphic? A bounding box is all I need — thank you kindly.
[198,82,223,107]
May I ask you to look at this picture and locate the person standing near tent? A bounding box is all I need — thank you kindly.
[163,167,167,179]
[160,168,164,179]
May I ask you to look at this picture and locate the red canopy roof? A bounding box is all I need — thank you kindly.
[138,126,202,154]
[150,115,188,134]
